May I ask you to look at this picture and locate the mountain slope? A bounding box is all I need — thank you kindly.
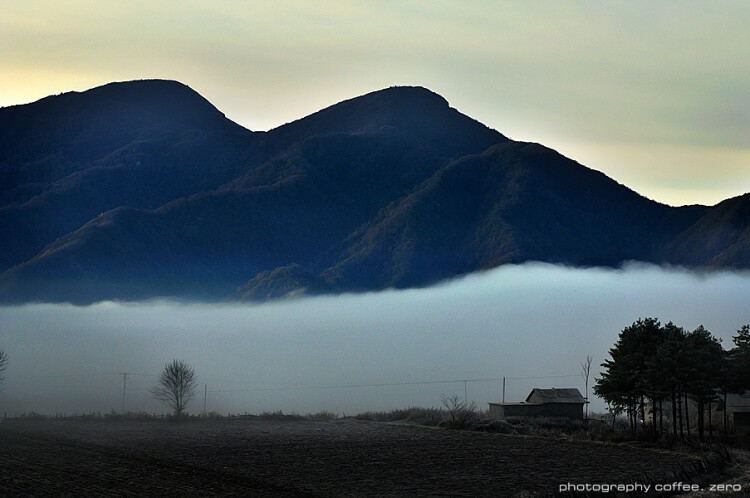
[661,193,750,268]
[321,142,701,290]
[0,79,246,202]
[0,80,746,304]
[0,80,256,272]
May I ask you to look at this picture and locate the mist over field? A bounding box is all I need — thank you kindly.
[1,263,748,418]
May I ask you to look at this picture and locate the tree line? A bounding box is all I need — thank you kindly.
[594,318,750,439]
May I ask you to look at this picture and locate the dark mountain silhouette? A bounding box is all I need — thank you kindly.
[0,80,255,273]
[661,193,750,268]
[0,80,746,304]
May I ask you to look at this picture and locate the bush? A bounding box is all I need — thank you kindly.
[16,411,48,420]
[439,394,478,430]
[255,410,305,421]
[473,419,516,434]
[104,410,160,421]
[354,406,446,426]
[406,407,445,426]
[306,411,338,421]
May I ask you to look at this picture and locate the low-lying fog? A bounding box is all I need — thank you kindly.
[1,263,748,418]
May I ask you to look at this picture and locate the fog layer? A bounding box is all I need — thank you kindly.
[1,263,748,417]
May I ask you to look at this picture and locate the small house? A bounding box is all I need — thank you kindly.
[726,393,750,429]
[488,388,585,420]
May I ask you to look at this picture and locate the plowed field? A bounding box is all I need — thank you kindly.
[0,418,702,496]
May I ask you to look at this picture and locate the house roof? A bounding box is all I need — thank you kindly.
[726,393,750,412]
[525,388,584,404]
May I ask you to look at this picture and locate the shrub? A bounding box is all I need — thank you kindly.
[256,410,305,421]
[473,419,516,434]
[439,394,478,430]
[306,411,338,421]
[354,406,447,426]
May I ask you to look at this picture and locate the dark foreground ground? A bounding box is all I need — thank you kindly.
[0,418,710,496]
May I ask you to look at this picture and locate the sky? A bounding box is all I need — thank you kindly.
[1,1,748,207]
[1,264,749,416]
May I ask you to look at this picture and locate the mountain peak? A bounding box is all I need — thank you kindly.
[267,85,505,149]
[9,79,246,134]
[82,79,212,108]
[85,78,194,95]
[83,79,245,132]
[351,85,450,107]
[300,85,452,125]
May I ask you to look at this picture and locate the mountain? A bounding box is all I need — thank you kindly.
[661,193,750,268]
[0,80,746,304]
[322,142,680,290]
[0,80,255,273]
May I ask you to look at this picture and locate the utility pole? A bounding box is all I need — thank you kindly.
[121,373,128,415]
[203,384,207,416]
[502,377,506,403]
[464,380,468,403]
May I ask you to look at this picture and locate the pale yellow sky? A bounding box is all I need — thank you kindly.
[1,1,748,206]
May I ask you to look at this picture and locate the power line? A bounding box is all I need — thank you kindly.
[7,372,581,395]
[208,374,579,394]
[10,373,121,380]
[8,372,157,380]
[8,372,578,385]
[506,374,580,380]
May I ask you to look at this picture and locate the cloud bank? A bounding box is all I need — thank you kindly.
[1,263,748,417]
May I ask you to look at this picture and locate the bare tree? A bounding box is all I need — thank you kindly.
[150,359,197,417]
[440,393,477,429]
[581,354,592,420]
[0,349,7,386]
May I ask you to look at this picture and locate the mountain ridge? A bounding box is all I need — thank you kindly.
[1,79,747,304]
